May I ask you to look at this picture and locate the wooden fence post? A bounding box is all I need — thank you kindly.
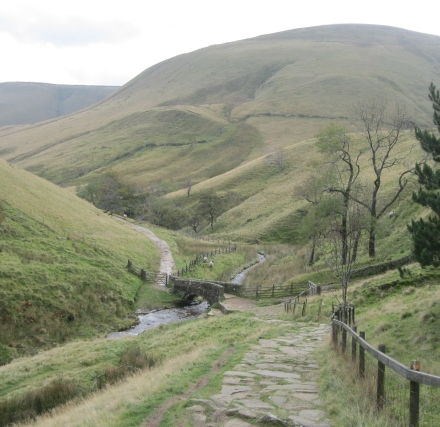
[409,360,420,427]
[127,259,132,269]
[352,326,357,362]
[302,299,307,316]
[272,284,275,297]
[317,299,323,321]
[377,344,386,410]
[140,269,147,281]
[332,322,337,346]
[342,327,347,353]
[359,331,365,378]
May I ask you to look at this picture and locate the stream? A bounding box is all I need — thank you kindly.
[107,253,265,338]
[107,301,208,339]
[230,253,266,285]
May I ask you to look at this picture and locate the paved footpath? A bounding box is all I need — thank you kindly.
[185,323,330,427]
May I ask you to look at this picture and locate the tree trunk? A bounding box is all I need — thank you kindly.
[352,231,361,263]
[341,195,349,265]
[369,183,379,258]
[308,238,316,266]
[368,220,376,258]
[341,276,348,305]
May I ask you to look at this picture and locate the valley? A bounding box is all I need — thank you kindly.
[1,23,440,426]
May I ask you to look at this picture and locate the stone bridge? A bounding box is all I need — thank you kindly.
[169,276,229,305]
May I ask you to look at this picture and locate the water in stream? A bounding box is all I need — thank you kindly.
[108,253,266,338]
[231,253,266,285]
[107,301,208,339]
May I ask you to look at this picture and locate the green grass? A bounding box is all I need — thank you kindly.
[144,222,257,280]
[287,264,440,426]
[0,160,163,361]
[0,312,290,426]
[0,25,436,249]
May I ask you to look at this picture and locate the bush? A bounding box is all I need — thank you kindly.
[0,379,79,426]
[96,345,160,389]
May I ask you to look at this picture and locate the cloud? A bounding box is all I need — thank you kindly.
[0,14,139,47]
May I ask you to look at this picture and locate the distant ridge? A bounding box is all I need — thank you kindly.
[0,24,439,240]
[0,82,118,126]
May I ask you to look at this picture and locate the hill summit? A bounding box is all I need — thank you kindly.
[0,24,439,239]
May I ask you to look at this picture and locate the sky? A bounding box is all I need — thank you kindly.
[0,0,439,87]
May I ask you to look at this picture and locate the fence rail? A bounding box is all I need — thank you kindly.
[126,260,169,286]
[175,245,237,277]
[332,308,440,426]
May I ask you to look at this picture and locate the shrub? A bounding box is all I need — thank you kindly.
[0,379,79,426]
[96,345,160,389]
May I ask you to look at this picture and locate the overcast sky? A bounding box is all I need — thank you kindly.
[1,0,439,86]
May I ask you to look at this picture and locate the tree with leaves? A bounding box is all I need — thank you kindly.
[409,83,440,266]
[198,193,224,230]
[296,173,333,265]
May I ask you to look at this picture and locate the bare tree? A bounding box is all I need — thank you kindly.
[324,200,367,305]
[352,102,414,257]
[266,149,287,172]
[198,193,224,230]
[190,214,200,233]
[317,124,363,265]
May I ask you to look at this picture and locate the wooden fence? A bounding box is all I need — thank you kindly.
[175,245,237,277]
[283,281,322,313]
[332,306,440,426]
[126,260,169,286]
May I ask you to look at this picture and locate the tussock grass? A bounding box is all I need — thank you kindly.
[0,379,80,426]
[0,313,269,412]
[6,313,288,426]
[318,344,395,427]
[22,349,205,427]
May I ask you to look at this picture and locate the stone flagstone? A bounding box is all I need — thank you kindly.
[185,323,331,426]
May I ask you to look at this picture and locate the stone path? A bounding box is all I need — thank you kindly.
[115,217,175,286]
[185,324,330,426]
[220,293,257,313]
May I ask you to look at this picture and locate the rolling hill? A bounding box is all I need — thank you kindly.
[0,82,118,126]
[0,24,438,242]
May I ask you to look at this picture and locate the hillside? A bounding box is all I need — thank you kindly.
[0,82,118,126]
[0,160,161,363]
[0,24,438,243]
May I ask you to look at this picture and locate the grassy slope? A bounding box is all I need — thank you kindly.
[0,82,117,126]
[273,264,440,425]
[144,223,257,281]
[0,160,163,362]
[0,313,290,425]
[0,25,438,191]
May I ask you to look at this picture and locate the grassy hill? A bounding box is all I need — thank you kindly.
[0,160,163,363]
[0,25,438,181]
[0,24,438,245]
[0,82,118,126]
